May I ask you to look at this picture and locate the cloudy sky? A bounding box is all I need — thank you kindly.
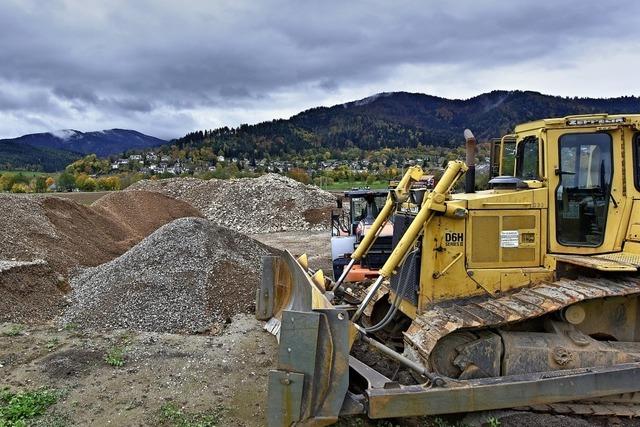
[0,0,638,140]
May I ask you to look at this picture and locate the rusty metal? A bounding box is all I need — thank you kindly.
[554,254,638,271]
[499,324,635,376]
[358,330,444,386]
[597,252,640,267]
[404,276,640,366]
[267,308,350,427]
[363,362,640,418]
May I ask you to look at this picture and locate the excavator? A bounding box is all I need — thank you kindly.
[257,113,640,426]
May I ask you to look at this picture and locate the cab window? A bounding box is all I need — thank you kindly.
[634,134,640,190]
[501,140,516,175]
[516,137,539,180]
[555,133,612,246]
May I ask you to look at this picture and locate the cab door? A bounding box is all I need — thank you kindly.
[547,128,626,254]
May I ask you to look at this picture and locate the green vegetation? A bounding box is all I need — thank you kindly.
[45,338,60,351]
[320,180,389,190]
[61,323,78,332]
[104,346,126,367]
[0,387,58,426]
[0,139,80,172]
[158,403,223,427]
[2,325,23,337]
[0,172,56,194]
[0,170,51,178]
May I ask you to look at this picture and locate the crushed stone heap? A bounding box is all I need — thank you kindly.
[60,217,277,333]
[127,173,337,233]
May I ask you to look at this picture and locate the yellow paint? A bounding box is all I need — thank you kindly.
[386,113,640,317]
[351,165,425,260]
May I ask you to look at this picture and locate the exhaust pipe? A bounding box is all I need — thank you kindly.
[464,129,476,193]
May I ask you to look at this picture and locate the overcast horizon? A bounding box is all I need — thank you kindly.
[1,0,639,140]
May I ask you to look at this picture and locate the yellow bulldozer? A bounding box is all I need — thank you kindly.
[257,113,640,426]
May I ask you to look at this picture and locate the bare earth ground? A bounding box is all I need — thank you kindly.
[251,230,333,276]
[0,316,277,426]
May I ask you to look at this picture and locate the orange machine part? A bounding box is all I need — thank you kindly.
[345,263,380,282]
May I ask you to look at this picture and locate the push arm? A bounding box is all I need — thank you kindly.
[333,165,425,290]
[352,161,468,321]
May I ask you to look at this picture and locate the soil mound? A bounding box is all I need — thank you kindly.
[128,174,336,233]
[0,260,67,324]
[92,190,202,238]
[60,217,276,333]
[0,192,202,324]
[0,192,201,273]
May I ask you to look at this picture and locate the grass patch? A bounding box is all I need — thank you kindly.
[2,325,24,337]
[320,180,390,191]
[45,338,60,351]
[61,323,77,332]
[104,346,126,367]
[158,403,223,427]
[0,387,58,426]
[0,170,53,178]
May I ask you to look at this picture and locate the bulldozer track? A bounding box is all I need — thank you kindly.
[514,393,640,417]
[404,275,640,362]
[514,401,640,417]
[515,402,640,417]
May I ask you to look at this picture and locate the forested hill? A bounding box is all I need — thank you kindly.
[0,129,167,172]
[176,90,640,158]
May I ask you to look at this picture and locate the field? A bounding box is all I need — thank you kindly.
[47,191,112,205]
[0,170,56,178]
[320,180,390,190]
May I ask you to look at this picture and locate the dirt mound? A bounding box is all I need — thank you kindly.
[0,192,202,324]
[0,192,201,273]
[0,260,67,324]
[92,190,202,238]
[60,217,276,333]
[128,174,336,233]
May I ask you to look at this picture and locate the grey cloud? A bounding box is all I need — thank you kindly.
[0,0,638,138]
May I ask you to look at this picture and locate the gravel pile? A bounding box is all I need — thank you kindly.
[127,174,336,233]
[60,217,276,333]
[0,192,201,324]
[0,195,59,263]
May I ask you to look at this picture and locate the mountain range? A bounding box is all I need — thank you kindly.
[5,90,640,173]
[177,90,640,158]
[0,129,167,172]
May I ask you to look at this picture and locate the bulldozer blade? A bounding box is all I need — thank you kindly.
[257,251,354,426]
[267,308,350,426]
[257,250,333,337]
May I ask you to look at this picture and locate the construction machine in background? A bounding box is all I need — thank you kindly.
[330,189,392,282]
[257,113,640,426]
[330,174,435,284]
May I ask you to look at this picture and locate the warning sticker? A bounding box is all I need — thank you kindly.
[500,230,519,248]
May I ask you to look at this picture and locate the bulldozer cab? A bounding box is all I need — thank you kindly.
[491,115,633,255]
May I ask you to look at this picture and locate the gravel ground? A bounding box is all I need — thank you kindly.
[128,173,336,233]
[60,217,276,333]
